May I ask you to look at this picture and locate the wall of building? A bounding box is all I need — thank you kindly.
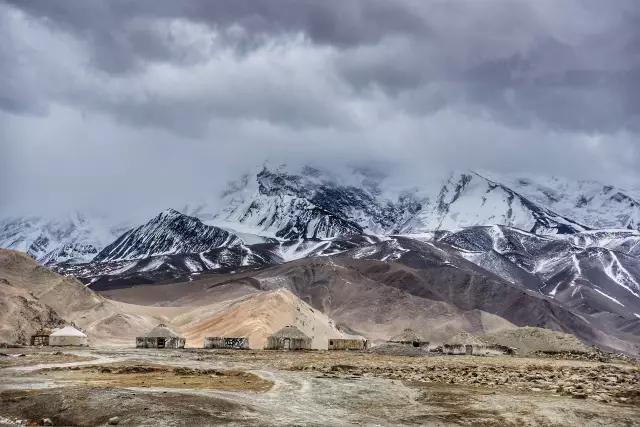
[265,336,312,350]
[442,343,514,356]
[49,335,88,346]
[388,340,429,348]
[31,335,50,346]
[203,337,249,349]
[328,339,368,350]
[136,337,185,349]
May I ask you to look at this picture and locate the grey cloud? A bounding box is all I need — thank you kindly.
[334,1,640,133]
[1,0,639,218]
[7,0,426,72]
[4,0,639,134]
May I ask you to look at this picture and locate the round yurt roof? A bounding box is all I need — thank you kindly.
[146,323,180,338]
[448,331,486,346]
[271,325,310,340]
[50,326,87,337]
[389,328,423,342]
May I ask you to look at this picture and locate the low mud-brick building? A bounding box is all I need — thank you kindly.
[265,325,312,350]
[203,337,250,349]
[388,328,429,348]
[328,338,368,350]
[136,324,185,349]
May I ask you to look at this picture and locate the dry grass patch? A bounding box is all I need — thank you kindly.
[0,351,95,367]
[39,362,273,392]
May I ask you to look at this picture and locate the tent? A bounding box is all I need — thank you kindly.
[49,326,88,346]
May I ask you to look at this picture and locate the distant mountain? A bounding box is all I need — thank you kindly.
[401,172,589,235]
[214,166,415,239]
[439,226,640,320]
[488,173,640,231]
[3,165,639,265]
[93,209,242,262]
[3,164,640,354]
[0,213,128,265]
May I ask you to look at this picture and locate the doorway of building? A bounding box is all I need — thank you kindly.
[283,338,291,350]
[157,338,166,348]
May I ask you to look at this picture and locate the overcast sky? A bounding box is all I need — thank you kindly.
[1,0,639,219]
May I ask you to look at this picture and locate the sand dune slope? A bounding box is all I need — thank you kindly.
[175,288,346,349]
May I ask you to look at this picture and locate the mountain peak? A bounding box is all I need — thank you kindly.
[155,208,183,220]
[93,210,241,262]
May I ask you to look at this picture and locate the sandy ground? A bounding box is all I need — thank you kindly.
[0,351,95,368]
[0,347,639,426]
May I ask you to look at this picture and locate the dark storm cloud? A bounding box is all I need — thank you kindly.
[4,0,639,134]
[1,0,639,217]
[334,1,640,133]
[6,0,426,72]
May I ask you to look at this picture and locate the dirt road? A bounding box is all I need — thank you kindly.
[1,348,638,426]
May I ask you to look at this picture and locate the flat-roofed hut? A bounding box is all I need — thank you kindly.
[265,325,311,350]
[30,328,53,346]
[328,338,368,350]
[203,337,250,349]
[136,323,185,349]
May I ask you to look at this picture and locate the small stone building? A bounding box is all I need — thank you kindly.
[443,343,473,355]
[328,338,368,350]
[30,328,53,346]
[265,325,312,350]
[136,324,185,349]
[443,343,515,356]
[203,337,250,350]
[49,326,88,347]
[388,329,429,348]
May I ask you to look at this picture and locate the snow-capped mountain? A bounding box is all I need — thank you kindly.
[214,166,420,239]
[3,163,634,354]
[401,172,588,235]
[93,209,242,262]
[0,213,129,265]
[2,164,640,267]
[486,173,640,231]
[438,226,640,318]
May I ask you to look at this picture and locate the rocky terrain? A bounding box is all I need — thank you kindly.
[1,347,638,426]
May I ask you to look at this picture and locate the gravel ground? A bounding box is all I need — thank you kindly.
[0,347,639,426]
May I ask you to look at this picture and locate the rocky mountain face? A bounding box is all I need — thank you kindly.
[215,166,419,239]
[0,214,128,265]
[490,173,640,231]
[2,164,640,354]
[4,165,639,266]
[402,172,589,235]
[93,209,241,262]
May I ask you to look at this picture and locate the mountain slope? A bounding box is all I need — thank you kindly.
[216,166,418,238]
[94,209,242,262]
[0,214,128,265]
[438,226,640,329]
[401,172,588,235]
[488,173,640,231]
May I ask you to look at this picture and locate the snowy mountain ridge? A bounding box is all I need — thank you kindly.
[2,164,640,266]
[93,208,242,262]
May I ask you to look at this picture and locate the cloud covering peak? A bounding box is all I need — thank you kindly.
[1,0,638,217]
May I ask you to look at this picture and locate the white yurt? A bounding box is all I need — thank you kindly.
[49,326,89,346]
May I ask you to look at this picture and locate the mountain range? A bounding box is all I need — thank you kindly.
[2,164,639,354]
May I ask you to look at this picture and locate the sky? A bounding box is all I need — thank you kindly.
[1,0,639,219]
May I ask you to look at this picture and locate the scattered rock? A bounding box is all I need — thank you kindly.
[108,416,120,425]
[41,418,53,426]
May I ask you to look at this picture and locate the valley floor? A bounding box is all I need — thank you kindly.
[1,348,639,426]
